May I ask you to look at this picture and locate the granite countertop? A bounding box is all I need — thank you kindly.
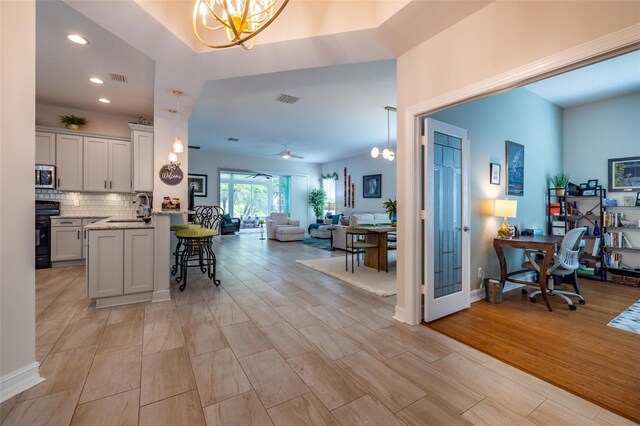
[84,217,154,230]
[153,210,195,215]
[54,214,109,219]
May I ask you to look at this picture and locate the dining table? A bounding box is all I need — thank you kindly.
[355,225,397,272]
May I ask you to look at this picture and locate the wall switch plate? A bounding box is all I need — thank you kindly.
[73,199,79,207]
[477,267,483,278]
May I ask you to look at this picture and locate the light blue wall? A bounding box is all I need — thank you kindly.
[563,92,640,202]
[432,88,563,289]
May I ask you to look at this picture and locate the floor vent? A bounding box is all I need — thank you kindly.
[188,145,201,150]
[227,137,240,142]
[275,94,300,104]
[109,73,128,83]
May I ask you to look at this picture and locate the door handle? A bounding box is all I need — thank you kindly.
[463,226,470,232]
[57,178,60,187]
[110,180,112,189]
[35,230,40,246]
[104,180,107,189]
[77,230,80,239]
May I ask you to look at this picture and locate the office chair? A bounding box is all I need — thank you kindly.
[522,227,586,310]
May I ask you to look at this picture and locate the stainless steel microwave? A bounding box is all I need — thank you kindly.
[35,165,56,189]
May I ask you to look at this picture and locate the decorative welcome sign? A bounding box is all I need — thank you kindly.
[159,163,184,186]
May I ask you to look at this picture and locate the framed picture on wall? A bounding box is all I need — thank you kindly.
[608,156,640,192]
[188,174,208,197]
[506,141,524,196]
[490,163,501,185]
[363,174,382,198]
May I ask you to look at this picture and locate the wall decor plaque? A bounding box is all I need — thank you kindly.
[159,163,184,186]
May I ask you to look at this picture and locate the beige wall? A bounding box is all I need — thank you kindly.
[396,1,640,323]
[36,103,138,138]
[1,0,38,390]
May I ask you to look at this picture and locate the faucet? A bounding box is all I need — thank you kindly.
[134,193,150,218]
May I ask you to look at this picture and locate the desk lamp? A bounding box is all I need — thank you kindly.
[494,199,518,238]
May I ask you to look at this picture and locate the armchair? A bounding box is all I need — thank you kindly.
[267,212,305,241]
[221,214,240,235]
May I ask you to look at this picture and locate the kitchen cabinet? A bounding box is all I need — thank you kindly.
[56,134,83,191]
[132,129,154,192]
[84,138,132,193]
[87,229,124,298]
[82,218,105,259]
[87,228,154,299]
[51,218,83,261]
[124,229,154,294]
[83,137,109,192]
[36,132,56,165]
[110,140,132,192]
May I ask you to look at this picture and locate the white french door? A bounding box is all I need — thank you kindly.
[423,118,471,322]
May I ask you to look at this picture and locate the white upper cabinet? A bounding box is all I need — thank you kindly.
[56,134,83,191]
[83,137,109,192]
[36,132,56,165]
[109,140,132,192]
[132,130,154,192]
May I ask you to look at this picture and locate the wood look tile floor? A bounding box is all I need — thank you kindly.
[3,235,634,425]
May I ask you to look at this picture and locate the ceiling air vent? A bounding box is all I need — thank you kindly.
[109,73,128,83]
[227,137,239,142]
[188,145,201,150]
[275,94,300,104]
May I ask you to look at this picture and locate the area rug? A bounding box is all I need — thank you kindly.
[301,237,331,251]
[296,251,396,296]
[608,300,640,335]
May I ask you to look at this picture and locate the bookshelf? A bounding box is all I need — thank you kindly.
[547,188,606,281]
[602,205,640,284]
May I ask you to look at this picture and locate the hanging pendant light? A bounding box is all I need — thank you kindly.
[193,0,289,50]
[371,106,396,161]
[171,90,184,154]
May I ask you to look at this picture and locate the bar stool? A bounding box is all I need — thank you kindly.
[174,227,221,291]
[346,227,379,273]
[170,224,202,276]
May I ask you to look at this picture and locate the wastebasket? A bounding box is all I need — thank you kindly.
[485,278,502,304]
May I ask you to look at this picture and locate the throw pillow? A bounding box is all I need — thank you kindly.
[223,214,231,220]
[332,214,342,224]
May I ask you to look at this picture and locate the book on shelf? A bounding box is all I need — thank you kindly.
[622,234,634,248]
[604,252,622,268]
[592,237,601,257]
[603,231,631,248]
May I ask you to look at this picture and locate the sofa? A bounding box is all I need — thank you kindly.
[331,213,392,251]
[220,214,241,235]
[267,212,305,242]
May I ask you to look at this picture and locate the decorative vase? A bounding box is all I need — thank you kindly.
[66,124,80,130]
[593,220,600,236]
[555,188,566,197]
[391,212,397,227]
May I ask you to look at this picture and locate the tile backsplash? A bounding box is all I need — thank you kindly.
[36,189,138,218]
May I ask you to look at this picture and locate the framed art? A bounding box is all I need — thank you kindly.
[506,141,524,196]
[188,173,208,197]
[579,183,588,190]
[587,179,598,189]
[636,192,640,207]
[490,163,501,185]
[363,174,382,198]
[608,156,640,192]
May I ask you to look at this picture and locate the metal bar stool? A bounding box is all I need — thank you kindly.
[170,224,203,276]
[346,227,379,273]
[174,227,221,291]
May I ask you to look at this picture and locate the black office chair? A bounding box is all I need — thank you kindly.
[522,227,586,310]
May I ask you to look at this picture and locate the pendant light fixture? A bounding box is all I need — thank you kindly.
[371,106,396,161]
[193,0,289,50]
[171,90,184,154]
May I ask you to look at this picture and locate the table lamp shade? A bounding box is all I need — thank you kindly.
[324,202,336,210]
[494,199,518,218]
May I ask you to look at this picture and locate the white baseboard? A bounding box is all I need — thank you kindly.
[470,288,484,303]
[0,362,44,402]
[152,289,171,303]
[471,271,536,304]
[393,305,406,323]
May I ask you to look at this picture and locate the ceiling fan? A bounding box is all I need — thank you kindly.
[274,145,304,159]
[245,172,273,180]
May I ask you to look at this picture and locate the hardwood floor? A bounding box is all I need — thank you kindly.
[1,236,634,425]
[429,279,640,423]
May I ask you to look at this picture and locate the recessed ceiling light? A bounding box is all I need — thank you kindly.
[98,98,110,104]
[89,77,103,84]
[67,34,88,45]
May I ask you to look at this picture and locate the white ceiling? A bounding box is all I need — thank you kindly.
[525,50,640,108]
[188,60,397,163]
[36,1,155,118]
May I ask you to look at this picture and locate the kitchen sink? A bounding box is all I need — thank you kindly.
[107,219,145,223]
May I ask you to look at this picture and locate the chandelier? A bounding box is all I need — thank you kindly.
[193,0,289,50]
[371,106,396,161]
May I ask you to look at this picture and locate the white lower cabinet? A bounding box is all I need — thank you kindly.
[51,226,83,261]
[87,228,154,299]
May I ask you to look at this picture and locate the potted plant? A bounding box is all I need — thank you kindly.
[551,173,570,197]
[383,198,397,226]
[59,114,87,130]
[308,188,327,221]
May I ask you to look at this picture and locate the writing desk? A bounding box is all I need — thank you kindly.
[493,236,562,312]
